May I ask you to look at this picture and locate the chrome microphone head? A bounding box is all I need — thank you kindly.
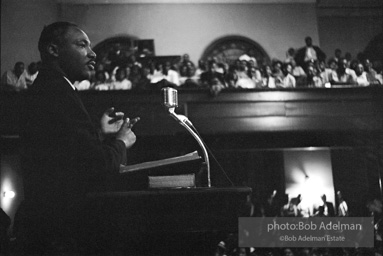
[162,87,178,109]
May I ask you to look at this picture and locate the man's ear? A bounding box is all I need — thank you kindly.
[47,43,59,57]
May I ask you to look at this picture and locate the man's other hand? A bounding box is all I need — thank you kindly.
[100,107,124,134]
[116,117,140,148]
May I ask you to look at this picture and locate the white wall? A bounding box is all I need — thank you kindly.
[1,0,57,75]
[2,1,381,76]
[1,1,320,75]
[59,3,320,66]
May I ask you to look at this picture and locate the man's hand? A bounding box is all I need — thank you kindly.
[116,117,140,148]
[100,107,124,134]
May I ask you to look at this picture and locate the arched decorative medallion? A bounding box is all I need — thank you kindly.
[93,36,138,72]
[201,35,270,66]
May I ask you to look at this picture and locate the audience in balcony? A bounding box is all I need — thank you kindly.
[295,36,327,69]
[111,67,132,90]
[194,59,207,79]
[4,35,383,92]
[289,59,306,85]
[333,48,342,64]
[234,59,262,89]
[285,47,296,64]
[135,65,151,90]
[212,56,227,75]
[261,65,276,88]
[1,61,27,91]
[164,61,181,86]
[75,79,92,91]
[329,58,358,86]
[364,58,381,85]
[271,60,284,82]
[200,60,226,88]
[345,52,353,68]
[180,64,200,88]
[149,62,166,84]
[355,62,370,87]
[249,67,263,88]
[279,62,296,88]
[24,61,39,87]
[305,64,323,88]
[129,64,143,87]
[92,70,111,90]
[317,60,332,86]
[179,53,195,71]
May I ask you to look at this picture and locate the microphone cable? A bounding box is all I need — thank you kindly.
[162,87,234,186]
[187,122,235,187]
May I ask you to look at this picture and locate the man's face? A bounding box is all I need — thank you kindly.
[321,195,326,202]
[335,50,341,58]
[57,27,96,82]
[338,59,347,72]
[364,59,372,70]
[329,61,337,70]
[305,37,312,47]
[286,64,292,74]
[307,66,315,76]
[15,63,25,77]
[318,61,325,71]
[356,64,364,76]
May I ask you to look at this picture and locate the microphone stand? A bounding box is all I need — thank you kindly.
[168,107,211,188]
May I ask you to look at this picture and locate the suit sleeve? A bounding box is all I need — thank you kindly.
[47,88,127,176]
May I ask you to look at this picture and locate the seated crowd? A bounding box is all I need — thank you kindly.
[2,42,382,92]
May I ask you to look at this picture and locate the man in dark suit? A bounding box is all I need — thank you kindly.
[18,21,139,254]
[295,36,327,69]
[317,194,335,217]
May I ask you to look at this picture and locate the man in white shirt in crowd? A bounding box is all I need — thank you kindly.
[1,61,27,91]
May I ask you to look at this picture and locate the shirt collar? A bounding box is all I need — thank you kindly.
[63,76,76,91]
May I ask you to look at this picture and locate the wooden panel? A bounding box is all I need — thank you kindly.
[178,88,379,103]
[191,116,382,133]
[285,101,379,116]
[187,102,286,118]
[1,88,383,137]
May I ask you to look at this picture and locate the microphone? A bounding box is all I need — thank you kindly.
[161,87,211,187]
[161,87,192,126]
[162,87,178,109]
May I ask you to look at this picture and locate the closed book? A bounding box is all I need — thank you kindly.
[148,173,196,189]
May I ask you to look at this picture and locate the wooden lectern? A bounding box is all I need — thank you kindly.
[85,187,251,255]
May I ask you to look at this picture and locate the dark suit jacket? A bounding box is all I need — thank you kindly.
[20,68,127,208]
[317,202,335,217]
[200,70,225,87]
[295,45,327,68]
[18,66,129,254]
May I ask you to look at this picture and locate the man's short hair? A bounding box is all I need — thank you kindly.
[38,21,79,59]
[14,61,25,69]
[327,58,337,66]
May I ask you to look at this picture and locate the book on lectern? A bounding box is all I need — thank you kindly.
[119,151,202,188]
